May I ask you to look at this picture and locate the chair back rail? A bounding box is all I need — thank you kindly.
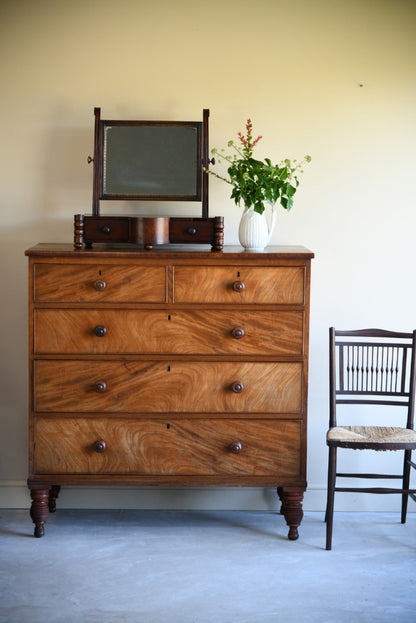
[329,328,416,429]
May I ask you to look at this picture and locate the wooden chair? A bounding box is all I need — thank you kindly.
[325,328,416,550]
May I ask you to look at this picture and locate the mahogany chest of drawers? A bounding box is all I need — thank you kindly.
[26,244,313,539]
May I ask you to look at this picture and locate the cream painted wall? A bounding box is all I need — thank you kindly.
[1,0,416,512]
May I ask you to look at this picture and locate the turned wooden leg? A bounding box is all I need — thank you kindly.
[278,487,305,541]
[401,449,412,524]
[276,486,286,515]
[48,485,61,513]
[29,487,51,538]
[326,446,337,550]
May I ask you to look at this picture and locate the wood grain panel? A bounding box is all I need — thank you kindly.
[35,417,301,476]
[34,309,303,355]
[35,360,302,414]
[34,263,166,303]
[173,266,304,304]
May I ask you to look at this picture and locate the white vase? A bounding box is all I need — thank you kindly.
[238,203,277,251]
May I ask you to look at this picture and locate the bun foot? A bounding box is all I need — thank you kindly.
[34,524,45,538]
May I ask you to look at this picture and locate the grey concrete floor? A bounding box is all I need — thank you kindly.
[0,509,415,623]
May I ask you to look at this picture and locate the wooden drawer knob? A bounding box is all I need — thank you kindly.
[232,280,245,292]
[231,327,245,339]
[94,381,107,393]
[231,381,244,393]
[93,279,107,291]
[94,325,107,338]
[229,441,242,454]
[93,440,106,453]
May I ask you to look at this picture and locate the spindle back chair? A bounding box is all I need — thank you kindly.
[326,328,416,550]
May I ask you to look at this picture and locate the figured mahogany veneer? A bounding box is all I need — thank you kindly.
[35,361,302,413]
[26,244,313,540]
[34,264,167,303]
[34,309,303,355]
[173,266,304,304]
[35,418,302,476]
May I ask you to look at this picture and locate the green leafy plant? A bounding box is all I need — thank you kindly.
[206,119,311,215]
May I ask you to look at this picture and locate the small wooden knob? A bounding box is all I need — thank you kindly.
[232,280,245,292]
[229,441,242,454]
[231,327,245,339]
[93,279,106,291]
[94,381,107,393]
[94,325,107,337]
[187,227,197,235]
[101,225,111,234]
[231,381,244,393]
[93,440,106,453]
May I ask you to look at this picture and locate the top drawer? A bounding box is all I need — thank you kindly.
[173,266,304,304]
[33,264,167,303]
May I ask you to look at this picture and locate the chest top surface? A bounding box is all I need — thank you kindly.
[25,243,314,260]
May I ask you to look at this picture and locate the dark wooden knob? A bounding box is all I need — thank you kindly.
[93,440,106,453]
[93,279,106,291]
[231,327,245,339]
[187,227,197,235]
[231,381,244,394]
[232,280,245,292]
[94,381,107,393]
[229,441,242,454]
[94,325,107,337]
[101,225,111,234]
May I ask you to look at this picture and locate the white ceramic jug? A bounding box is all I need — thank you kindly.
[238,202,277,251]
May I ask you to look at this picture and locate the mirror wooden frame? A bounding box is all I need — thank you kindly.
[92,107,210,217]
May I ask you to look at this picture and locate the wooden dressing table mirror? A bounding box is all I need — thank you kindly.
[74,108,224,250]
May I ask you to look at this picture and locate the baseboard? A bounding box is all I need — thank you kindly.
[1,480,414,512]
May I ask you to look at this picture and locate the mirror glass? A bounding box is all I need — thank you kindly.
[102,124,201,198]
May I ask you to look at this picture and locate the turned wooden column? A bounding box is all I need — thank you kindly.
[277,487,305,541]
[73,214,84,248]
[29,487,51,538]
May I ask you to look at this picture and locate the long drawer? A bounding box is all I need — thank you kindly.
[34,263,167,303]
[34,417,302,476]
[34,360,302,414]
[34,309,303,355]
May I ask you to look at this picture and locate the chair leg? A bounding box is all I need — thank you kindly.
[326,446,337,550]
[401,449,412,524]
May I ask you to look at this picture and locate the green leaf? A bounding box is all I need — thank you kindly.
[286,183,296,197]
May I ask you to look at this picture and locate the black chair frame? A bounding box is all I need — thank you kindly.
[325,328,416,550]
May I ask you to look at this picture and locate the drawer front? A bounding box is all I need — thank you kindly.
[34,309,303,355]
[34,417,301,476]
[83,217,130,243]
[169,218,216,244]
[173,266,304,304]
[34,264,166,303]
[35,361,302,414]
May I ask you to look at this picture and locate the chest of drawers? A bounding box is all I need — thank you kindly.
[26,244,313,539]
